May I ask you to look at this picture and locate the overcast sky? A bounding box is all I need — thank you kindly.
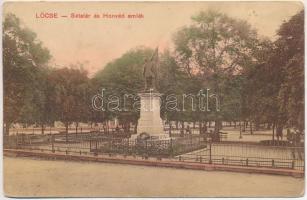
[4,1,303,76]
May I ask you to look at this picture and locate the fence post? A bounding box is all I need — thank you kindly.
[145,140,148,155]
[109,139,111,152]
[95,140,98,156]
[272,159,275,167]
[16,133,19,148]
[246,158,249,166]
[29,135,31,145]
[52,135,55,153]
[21,133,23,145]
[170,138,173,157]
[292,160,295,169]
[209,141,212,164]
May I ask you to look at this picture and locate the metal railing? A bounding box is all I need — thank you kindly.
[177,143,304,170]
[3,133,304,171]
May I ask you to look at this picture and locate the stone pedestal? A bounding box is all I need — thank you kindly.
[132,92,168,140]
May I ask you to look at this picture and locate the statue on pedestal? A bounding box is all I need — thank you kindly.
[132,47,168,140]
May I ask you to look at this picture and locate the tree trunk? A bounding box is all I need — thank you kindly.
[239,121,242,138]
[127,123,131,133]
[41,123,45,134]
[250,121,253,135]
[134,121,138,134]
[255,120,260,131]
[106,121,110,133]
[267,122,272,130]
[272,122,275,141]
[75,122,79,134]
[242,121,246,132]
[5,123,10,136]
[65,122,69,143]
[214,120,220,134]
[180,121,184,137]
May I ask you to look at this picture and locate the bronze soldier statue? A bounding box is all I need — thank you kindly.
[143,48,158,92]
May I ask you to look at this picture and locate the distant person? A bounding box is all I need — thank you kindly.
[286,129,292,143]
[294,129,301,146]
[209,130,214,141]
[276,126,283,141]
[186,125,191,135]
[115,125,120,133]
[180,129,184,137]
[103,124,107,134]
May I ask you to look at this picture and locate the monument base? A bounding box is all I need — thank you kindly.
[132,92,169,140]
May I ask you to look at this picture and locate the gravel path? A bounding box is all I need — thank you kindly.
[4,157,304,197]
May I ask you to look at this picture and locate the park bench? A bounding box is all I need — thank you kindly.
[219,132,228,141]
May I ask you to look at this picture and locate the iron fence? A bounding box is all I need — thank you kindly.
[177,143,304,170]
[3,133,304,171]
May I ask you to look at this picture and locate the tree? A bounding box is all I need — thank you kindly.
[3,13,51,135]
[242,10,304,140]
[18,67,54,134]
[48,67,89,140]
[93,47,154,129]
[276,10,304,132]
[173,10,264,134]
[241,38,274,134]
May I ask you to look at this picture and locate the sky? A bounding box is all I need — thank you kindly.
[3,1,304,76]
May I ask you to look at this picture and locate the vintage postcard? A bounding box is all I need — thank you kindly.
[2,1,305,197]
